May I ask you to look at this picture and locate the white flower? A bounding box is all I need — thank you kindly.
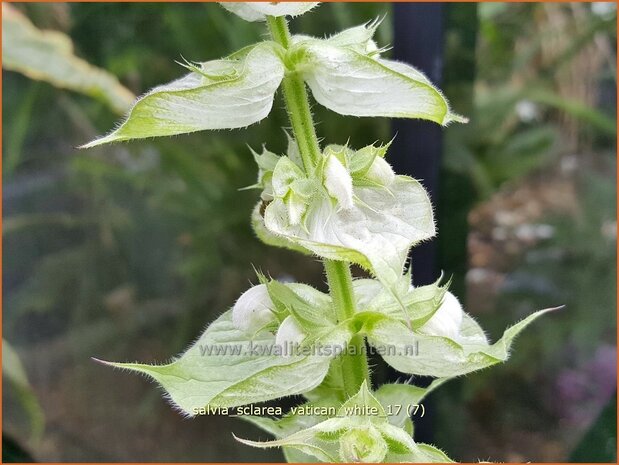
[324,154,354,209]
[275,316,306,356]
[232,284,276,333]
[364,156,395,186]
[419,291,463,340]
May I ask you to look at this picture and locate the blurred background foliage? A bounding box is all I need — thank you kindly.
[2,2,616,462]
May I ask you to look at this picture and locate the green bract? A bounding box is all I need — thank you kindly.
[87,3,556,462]
[236,382,454,463]
[82,17,464,148]
[364,307,556,377]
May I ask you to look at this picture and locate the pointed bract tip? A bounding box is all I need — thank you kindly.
[91,356,114,366]
[78,134,118,149]
[232,433,264,448]
[546,305,566,313]
[443,112,469,125]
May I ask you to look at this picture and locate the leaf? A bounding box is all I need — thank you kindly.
[97,310,353,415]
[336,380,386,424]
[2,4,134,114]
[303,358,348,404]
[235,417,348,462]
[261,175,435,303]
[296,41,467,125]
[220,2,320,22]
[353,276,448,326]
[266,280,336,330]
[82,42,285,148]
[374,378,451,429]
[324,19,382,53]
[237,380,451,462]
[242,397,340,463]
[249,145,280,191]
[365,308,557,377]
[387,442,455,463]
[244,398,336,438]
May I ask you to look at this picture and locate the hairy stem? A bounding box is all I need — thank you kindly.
[324,259,371,397]
[266,16,371,398]
[266,16,321,173]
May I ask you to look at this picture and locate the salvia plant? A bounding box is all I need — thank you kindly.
[86,3,556,462]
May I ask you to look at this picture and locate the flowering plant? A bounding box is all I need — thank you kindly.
[86,3,554,462]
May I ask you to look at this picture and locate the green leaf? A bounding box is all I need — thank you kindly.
[354,275,448,326]
[336,380,386,424]
[243,397,340,463]
[295,40,467,125]
[249,145,280,191]
[97,310,353,415]
[374,378,451,429]
[2,4,134,114]
[303,358,348,404]
[236,380,452,462]
[365,308,557,377]
[81,42,284,148]
[220,2,320,22]
[235,416,348,462]
[387,442,455,463]
[324,19,382,53]
[265,280,336,330]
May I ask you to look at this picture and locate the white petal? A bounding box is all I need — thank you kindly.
[286,192,307,225]
[324,155,354,210]
[275,316,306,356]
[232,284,276,332]
[418,292,463,339]
[365,156,395,186]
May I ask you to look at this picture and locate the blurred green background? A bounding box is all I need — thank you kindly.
[2,2,616,462]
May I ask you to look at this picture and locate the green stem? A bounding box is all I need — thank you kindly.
[266,16,371,398]
[324,259,371,397]
[266,16,321,173]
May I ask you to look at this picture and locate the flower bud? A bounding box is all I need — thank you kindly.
[324,154,354,210]
[365,156,395,186]
[275,316,306,356]
[339,426,388,463]
[419,291,463,340]
[232,284,276,333]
